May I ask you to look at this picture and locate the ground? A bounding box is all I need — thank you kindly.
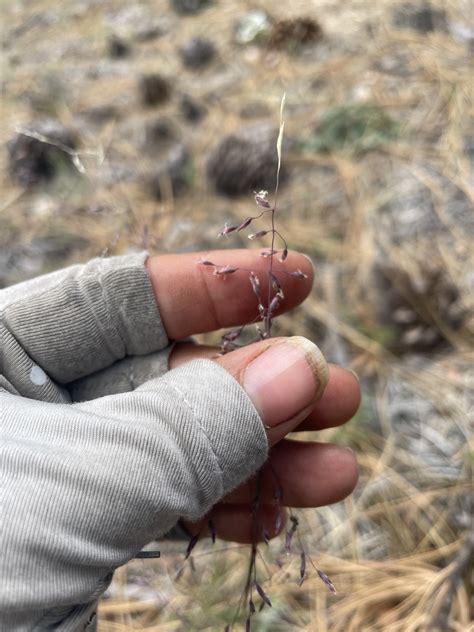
[1,0,473,630]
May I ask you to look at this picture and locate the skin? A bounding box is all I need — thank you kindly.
[146,249,360,544]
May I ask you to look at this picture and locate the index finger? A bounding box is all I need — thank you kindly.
[146,249,314,339]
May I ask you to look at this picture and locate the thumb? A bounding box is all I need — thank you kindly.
[216,336,329,446]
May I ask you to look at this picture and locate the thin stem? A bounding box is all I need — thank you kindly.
[266,208,276,337]
[273,230,288,251]
[264,95,285,336]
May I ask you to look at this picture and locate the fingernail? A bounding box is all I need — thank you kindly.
[348,369,360,384]
[243,336,328,427]
[301,253,315,270]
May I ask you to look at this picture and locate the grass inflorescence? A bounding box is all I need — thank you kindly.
[193,95,337,631]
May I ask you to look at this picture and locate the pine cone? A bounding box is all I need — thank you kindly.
[268,17,322,50]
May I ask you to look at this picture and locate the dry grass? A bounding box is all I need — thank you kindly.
[1,0,473,630]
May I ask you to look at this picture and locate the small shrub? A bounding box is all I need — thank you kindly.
[306,103,399,155]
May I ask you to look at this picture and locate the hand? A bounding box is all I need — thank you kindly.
[2,247,359,628]
[146,248,360,543]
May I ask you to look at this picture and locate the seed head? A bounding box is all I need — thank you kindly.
[254,190,271,209]
[213,265,238,276]
[218,222,239,237]
[248,230,269,240]
[287,269,308,279]
[255,582,272,608]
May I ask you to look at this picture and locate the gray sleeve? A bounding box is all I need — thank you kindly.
[0,252,168,399]
[68,346,174,402]
[0,254,268,631]
[1,360,268,631]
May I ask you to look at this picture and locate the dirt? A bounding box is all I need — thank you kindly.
[1,1,472,630]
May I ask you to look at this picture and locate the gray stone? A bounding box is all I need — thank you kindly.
[377,166,474,242]
[392,2,448,34]
[368,164,473,353]
[372,262,467,353]
[449,21,474,50]
[235,10,271,45]
[170,0,210,15]
[179,37,216,69]
[0,232,89,287]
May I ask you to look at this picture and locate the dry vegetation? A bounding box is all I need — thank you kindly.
[1,0,472,630]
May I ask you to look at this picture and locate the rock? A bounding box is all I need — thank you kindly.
[145,143,192,199]
[375,353,469,491]
[235,10,271,45]
[7,119,78,187]
[373,263,467,353]
[392,2,448,34]
[139,74,171,106]
[178,37,216,69]
[449,21,474,50]
[368,165,473,353]
[170,0,210,15]
[107,34,131,59]
[0,230,89,287]
[377,166,474,242]
[206,124,288,197]
[179,94,207,123]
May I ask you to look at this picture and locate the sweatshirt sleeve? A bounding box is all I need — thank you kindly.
[1,360,268,631]
[0,252,168,400]
[0,254,268,631]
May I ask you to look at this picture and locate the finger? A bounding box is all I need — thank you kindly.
[170,343,360,431]
[214,337,329,447]
[146,249,313,339]
[183,504,288,544]
[2,253,170,387]
[223,440,358,507]
[169,342,219,368]
[299,367,360,431]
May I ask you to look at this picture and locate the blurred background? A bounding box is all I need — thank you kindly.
[1,0,473,630]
